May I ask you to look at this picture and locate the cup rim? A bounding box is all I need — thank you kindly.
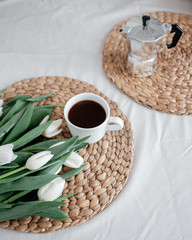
[64,92,110,131]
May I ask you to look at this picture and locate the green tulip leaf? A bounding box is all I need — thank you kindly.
[73,142,89,152]
[0,99,29,127]
[0,174,58,194]
[2,103,35,144]
[0,162,18,169]
[0,169,30,184]
[2,95,31,110]
[35,207,69,220]
[20,139,66,152]
[16,200,65,207]
[20,136,89,153]
[26,93,53,102]
[39,150,73,175]
[0,93,89,222]
[12,120,53,150]
[0,106,11,120]
[0,200,65,221]
[3,190,30,204]
[14,152,33,166]
[51,136,78,159]
[0,158,61,184]
[0,106,27,141]
[1,95,31,120]
[71,136,89,151]
[61,164,87,180]
[0,202,13,209]
[35,105,58,109]
[0,192,13,202]
[55,193,76,202]
[75,136,90,145]
[28,107,53,130]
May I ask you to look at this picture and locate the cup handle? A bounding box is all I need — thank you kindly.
[106,117,124,131]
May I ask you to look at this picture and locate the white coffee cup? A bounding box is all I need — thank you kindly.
[64,93,124,144]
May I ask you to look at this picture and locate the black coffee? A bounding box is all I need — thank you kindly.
[68,100,106,128]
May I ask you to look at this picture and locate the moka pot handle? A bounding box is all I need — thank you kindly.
[167,24,183,49]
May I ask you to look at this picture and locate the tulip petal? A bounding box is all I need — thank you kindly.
[13,120,53,150]
[44,119,62,134]
[37,177,66,201]
[43,128,62,138]
[49,141,65,149]
[42,119,63,138]
[25,151,53,170]
[55,166,62,175]
[39,115,49,125]
[0,143,14,150]
[64,152,84,168]
[12,153,17,161]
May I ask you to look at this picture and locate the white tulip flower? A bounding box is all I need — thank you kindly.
[25,151,53,170]
[0,144,17,165]
[0,99,3,107]
[37,177,66,201]
[64,152,83,168]
[40,115,62,138]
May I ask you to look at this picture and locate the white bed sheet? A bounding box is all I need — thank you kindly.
[0,0,192,239]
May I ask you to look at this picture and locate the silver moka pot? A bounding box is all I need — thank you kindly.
[119,15,183,77]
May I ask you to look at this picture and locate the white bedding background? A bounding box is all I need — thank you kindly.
[0,0,192,239]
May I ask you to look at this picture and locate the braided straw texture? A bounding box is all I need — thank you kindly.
[103,12,192,115]
[0,77,134,233]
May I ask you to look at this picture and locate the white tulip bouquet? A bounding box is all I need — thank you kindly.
[0,89,89,222]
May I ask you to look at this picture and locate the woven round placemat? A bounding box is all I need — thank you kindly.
[103,12,192,115]
[0,76,134,233]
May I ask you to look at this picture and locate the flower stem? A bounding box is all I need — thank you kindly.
[0,165,27,179]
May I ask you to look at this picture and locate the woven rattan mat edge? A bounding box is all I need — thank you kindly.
[103,11,192,115]
[0,76,134,233]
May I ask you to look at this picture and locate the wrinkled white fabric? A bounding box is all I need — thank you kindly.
[0,0,192,239]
